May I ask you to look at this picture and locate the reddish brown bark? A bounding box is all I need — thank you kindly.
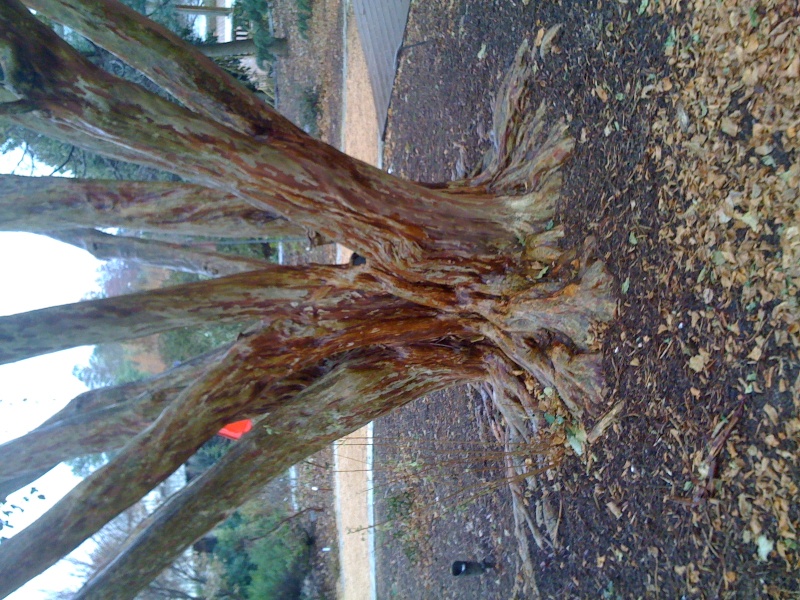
[0,0,618,597]
[0,302,471,597]
[2,0,554,286]
[79,344,489,598]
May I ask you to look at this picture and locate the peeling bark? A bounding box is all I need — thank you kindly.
[78,344,488,599]
[1,0,551,282]
[21,0,292,137]
[0,0,620,596]
[0,305,470,597]
[0,265,379,365]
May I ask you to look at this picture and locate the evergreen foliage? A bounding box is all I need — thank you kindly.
[233,0,287,65]
[213,509,311,599]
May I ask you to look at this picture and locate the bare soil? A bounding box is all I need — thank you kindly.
[270,0,344,145]
[373,386,518,599]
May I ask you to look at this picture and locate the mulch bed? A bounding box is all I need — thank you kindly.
[375,0,799,598]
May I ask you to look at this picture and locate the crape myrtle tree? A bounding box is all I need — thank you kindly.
[0,0,616,597]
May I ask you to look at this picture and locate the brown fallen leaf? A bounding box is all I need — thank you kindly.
[539,24,563,59]
[689,352,707,372]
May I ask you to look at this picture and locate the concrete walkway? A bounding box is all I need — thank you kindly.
[351,0,411,136]
[334,1,410,597]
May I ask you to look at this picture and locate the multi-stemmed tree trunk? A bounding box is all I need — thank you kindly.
[0,0,616,598]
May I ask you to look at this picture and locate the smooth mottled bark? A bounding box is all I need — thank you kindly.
[48,229,271,277]
[0,175,304,239]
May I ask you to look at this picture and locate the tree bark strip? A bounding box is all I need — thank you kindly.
[77,344,489,599]
[48,229,271,277]
[0,175,304,239]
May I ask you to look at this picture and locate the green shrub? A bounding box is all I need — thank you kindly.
[299,87,321,137]
[296,0,313,38]
[159,321,242,365]
[246,532,310,599]
[212,510,312,599]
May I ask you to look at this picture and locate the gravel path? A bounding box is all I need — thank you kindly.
[334,3,380,599]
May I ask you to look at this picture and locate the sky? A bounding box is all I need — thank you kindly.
[1,147,105,597]
[0,10,241,600]
[0,10,236,595]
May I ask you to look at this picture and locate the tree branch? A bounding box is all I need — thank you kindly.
[0,0,294,189]
[0,175,305,240]
[0,0,530,282]
[0,347,228,500]
[0,302,467,598]
[77,344,489,599]
[0,99,35,115]
[21,0,300,138]
[0,264,373,365]
[47,229,272,277]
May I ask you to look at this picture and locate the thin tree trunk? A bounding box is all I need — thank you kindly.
[0,175,304,240]
[0,307,470,597]
[22,0,289,137]
[198,38,289,58]
[173,5,232,16]
[77,344,489,599]
[0,348,228,499]
[0,265,378,365]
[48,229,272,277]
[197,39,254,58]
